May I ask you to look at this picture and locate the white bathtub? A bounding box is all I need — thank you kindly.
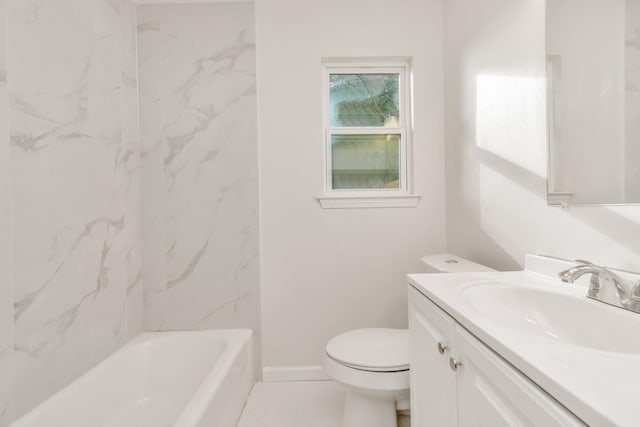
[11,329,254,427]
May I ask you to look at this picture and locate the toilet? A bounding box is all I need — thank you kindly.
[323,253,495,427]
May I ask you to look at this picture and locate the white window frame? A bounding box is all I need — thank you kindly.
[317,57,420,209]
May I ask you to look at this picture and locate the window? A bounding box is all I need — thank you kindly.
[318,58,420,208]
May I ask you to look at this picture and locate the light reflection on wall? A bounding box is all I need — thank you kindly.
[475,74,546,177]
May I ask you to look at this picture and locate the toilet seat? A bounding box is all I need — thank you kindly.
[325,328,409,372]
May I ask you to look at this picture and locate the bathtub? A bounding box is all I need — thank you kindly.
[11,329,254,427]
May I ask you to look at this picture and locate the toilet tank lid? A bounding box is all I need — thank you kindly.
[421,253,496,273]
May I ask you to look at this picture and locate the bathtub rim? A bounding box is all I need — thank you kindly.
[10,328,255,427]
[173,328,254,426]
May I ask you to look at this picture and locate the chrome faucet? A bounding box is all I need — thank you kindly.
[559,260,640,314]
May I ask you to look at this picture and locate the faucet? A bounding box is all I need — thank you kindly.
[559,260,640,314]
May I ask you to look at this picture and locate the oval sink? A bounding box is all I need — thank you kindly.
[461,282,640,354]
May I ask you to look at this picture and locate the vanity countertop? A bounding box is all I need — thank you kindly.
[408,255,640,427]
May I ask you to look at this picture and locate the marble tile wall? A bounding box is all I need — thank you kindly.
[626,0,640,201]
[0,0,14,423]
[119,0,143,344]
[0,1,260,422]
[137,3,260,344]
[2,0,142,420]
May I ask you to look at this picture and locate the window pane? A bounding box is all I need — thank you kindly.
[330,74,399,127]
[331,134,400,189]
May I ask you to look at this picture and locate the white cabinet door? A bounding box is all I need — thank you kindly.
[408,286,457,427]
[454,326,585,427]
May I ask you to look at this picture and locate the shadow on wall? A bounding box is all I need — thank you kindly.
[446,146,522,271]
[476,147,545,201]
[565,207,640,267]
[475,133,640,272]
[470,66,640,271]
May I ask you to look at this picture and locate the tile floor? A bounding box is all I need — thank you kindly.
[237,380,410,427]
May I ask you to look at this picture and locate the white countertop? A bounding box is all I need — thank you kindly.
[408,255,640,427]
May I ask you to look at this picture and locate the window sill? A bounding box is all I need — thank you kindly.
[316,194,421,209]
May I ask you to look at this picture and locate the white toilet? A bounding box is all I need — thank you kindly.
[323,253,495,427]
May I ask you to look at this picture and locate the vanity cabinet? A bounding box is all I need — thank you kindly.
[408,286,585,427]
[409,286,457,426]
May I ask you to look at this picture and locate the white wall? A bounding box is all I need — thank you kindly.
[257,0,446,368]
[445,0,640,273]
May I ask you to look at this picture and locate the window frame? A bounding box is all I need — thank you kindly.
[318,58,420,209]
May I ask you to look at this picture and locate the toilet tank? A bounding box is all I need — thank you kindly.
[421,253,495,273]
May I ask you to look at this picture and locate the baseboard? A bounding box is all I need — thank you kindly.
[262,365,330,382]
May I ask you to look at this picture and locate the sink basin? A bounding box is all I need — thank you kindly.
[461,282,640,354]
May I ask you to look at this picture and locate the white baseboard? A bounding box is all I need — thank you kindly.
[262,365,330,382]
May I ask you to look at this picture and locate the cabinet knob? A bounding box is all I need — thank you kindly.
[449,357,462,371]
[437,342,447,354]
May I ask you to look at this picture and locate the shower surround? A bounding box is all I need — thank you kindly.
[137,3,260,337]
[0,0,260,425]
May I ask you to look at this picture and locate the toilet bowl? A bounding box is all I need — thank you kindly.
[323,254,494,427]
[323,328,409,427]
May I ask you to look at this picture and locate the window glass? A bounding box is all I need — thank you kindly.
[329,74,400,127]
[331,134,400,189]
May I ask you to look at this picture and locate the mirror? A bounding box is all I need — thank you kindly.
[546,0,640,206]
